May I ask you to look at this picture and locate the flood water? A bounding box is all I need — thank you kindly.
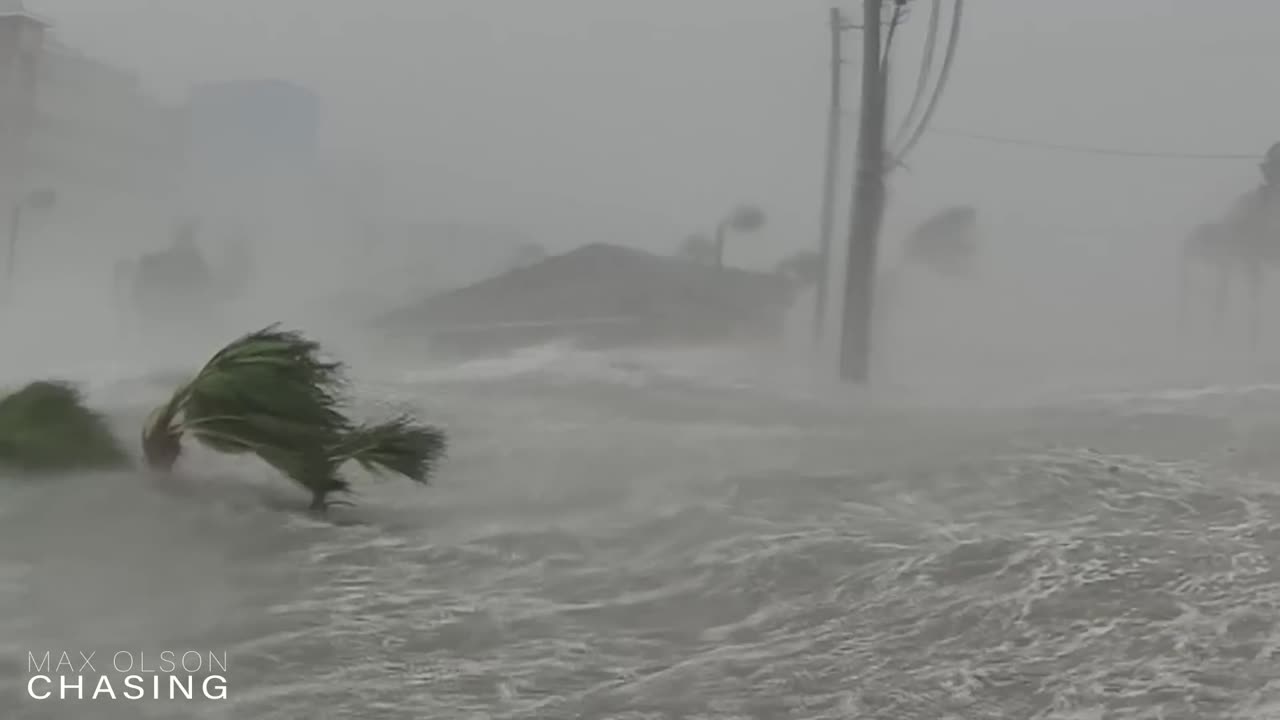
[1,339,1279,719]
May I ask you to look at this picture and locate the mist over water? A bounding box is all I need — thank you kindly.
[3,1,1280,718]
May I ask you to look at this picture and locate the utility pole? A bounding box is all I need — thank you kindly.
[4,202,25,302]
[3,188,55,303]
[839,0,890,383]
[812,7,845,347]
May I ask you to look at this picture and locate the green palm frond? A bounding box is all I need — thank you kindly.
[185,324,348,429]
[333,416,448,483]
[142,324,449,512]
[0,381,130,473]
[143,324,351,470]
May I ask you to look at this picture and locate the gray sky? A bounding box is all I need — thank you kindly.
[32,0,1280,267]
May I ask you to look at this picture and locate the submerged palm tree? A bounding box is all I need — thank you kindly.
[0,381,130,473]
[142,325,447,512]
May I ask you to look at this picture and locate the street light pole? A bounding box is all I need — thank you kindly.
[5,201,25,300]
[3,188,56,303]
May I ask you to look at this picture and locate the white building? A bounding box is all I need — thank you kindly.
[25,37,186,230]
[0,1,185,302]
[0,0,49,206]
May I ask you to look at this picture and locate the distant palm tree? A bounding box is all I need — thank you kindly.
[712,204,767,268]
[900,205,978,277]
[1177,150,1280,349]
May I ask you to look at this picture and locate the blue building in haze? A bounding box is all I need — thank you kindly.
[185,78,322,184]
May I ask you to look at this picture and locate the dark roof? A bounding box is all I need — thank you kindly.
[380,242,793,336]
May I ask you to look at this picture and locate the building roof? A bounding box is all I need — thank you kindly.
[0,0,52,27]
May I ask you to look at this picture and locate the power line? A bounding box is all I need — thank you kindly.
[893,0,963,166]
[927,127,1258,160]
[892,0,941,151]
[879,1,908,71]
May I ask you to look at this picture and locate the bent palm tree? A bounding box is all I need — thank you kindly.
[0,381,130,473]
[142,325,447,512]
[901,205,979,278]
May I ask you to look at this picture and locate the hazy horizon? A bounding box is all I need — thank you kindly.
[28,0,1277,268]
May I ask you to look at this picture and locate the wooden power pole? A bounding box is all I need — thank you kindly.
[839,0,890,384]
[812,7,845,347]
